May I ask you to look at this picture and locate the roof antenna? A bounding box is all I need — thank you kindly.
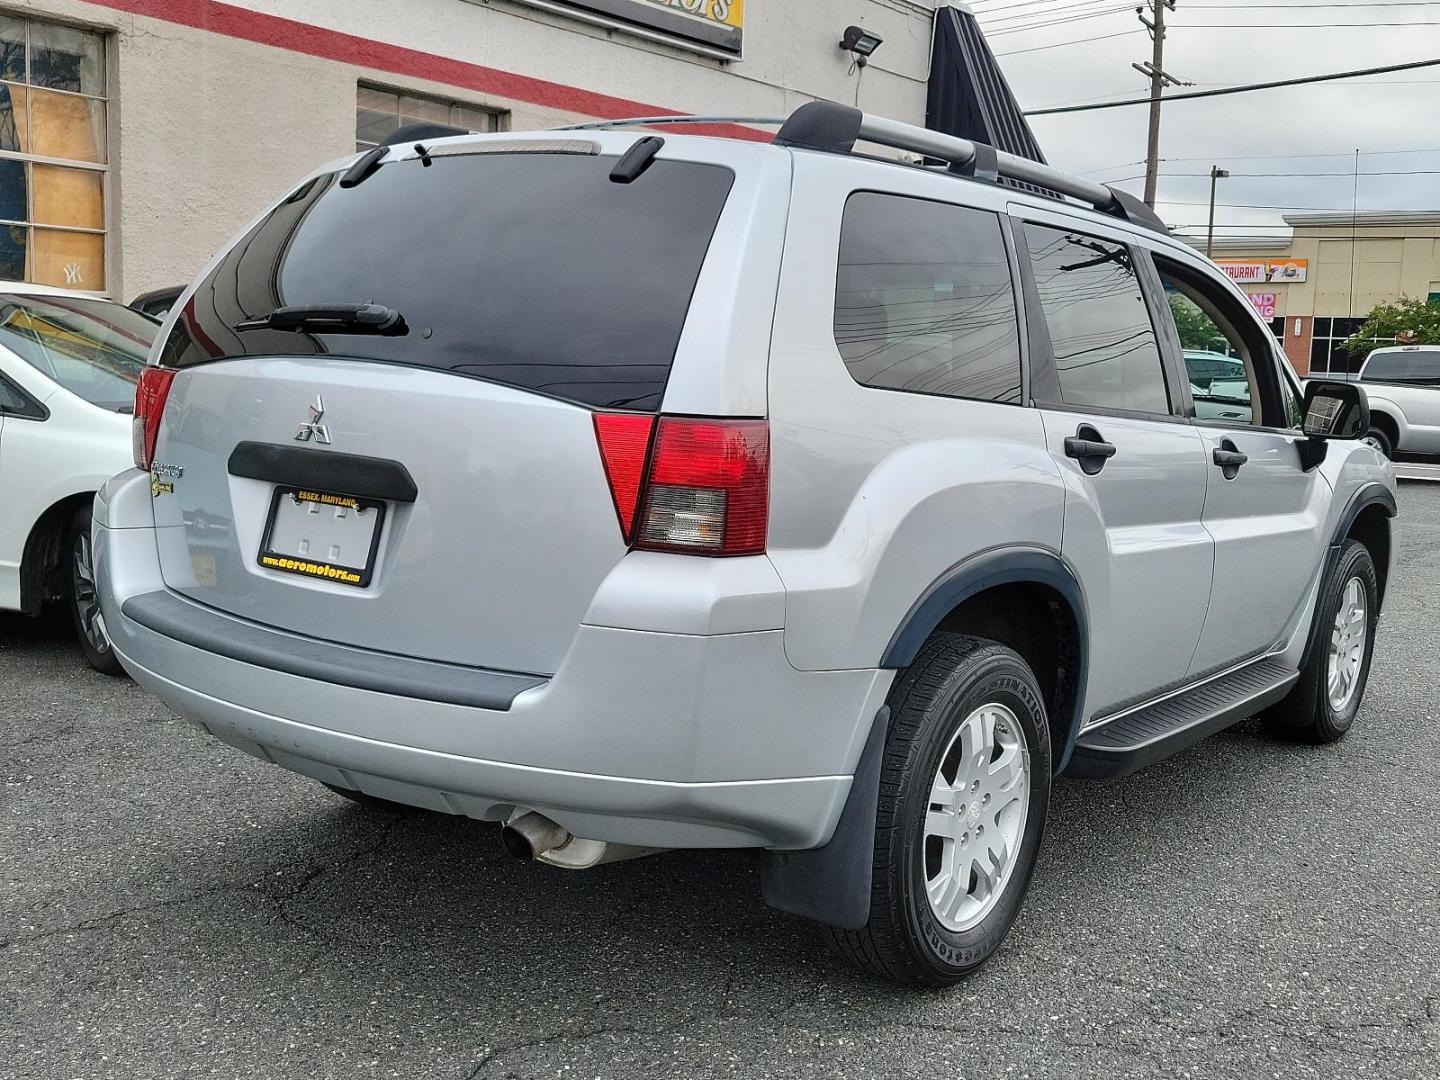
[414,143,432,167]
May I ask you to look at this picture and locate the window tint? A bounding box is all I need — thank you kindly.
[1025,224,1168,414]
[162,153,735,411]
[1363,348,1440,383]
[834,193,1021,403]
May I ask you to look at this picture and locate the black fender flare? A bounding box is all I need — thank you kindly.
[1309,482,1396,641]
[760,547,1089,931]
[1271,483,1395,731]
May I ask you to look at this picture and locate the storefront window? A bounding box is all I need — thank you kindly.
[0,15,106,291]
[1310,316,1381,376]
[354,84,502,151]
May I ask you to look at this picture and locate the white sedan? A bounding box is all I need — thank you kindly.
[0,282,159,672]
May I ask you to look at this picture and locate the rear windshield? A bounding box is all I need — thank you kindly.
[0,293,156,409]
[160,150,735,410]
[1364,349,1440,383]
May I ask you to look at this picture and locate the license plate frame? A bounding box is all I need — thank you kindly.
[257,486,386,588]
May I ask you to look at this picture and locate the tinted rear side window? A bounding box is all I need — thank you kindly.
[162,150,735,410]
[834,192,1021,403]
[1024,223,1169,415]
[1364,349,1440,383]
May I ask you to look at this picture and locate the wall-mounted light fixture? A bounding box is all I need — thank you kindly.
[839,25,884,66]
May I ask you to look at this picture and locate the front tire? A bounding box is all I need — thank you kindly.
[825,634,1051,987]
[68,506,124,677]
[1264,539,1378,743]
[1362,426,1393,458]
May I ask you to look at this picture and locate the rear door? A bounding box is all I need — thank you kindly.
[1015,217,1213,718]
[1146,248,1330,674]
[148,139,747,675]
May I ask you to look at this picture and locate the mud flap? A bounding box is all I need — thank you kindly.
[758,706,888,930]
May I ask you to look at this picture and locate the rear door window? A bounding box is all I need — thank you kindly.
[833,192,1022,403]
[1023,223,1169,415]
[161,149,735,411]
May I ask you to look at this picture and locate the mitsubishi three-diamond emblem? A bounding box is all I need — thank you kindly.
[294,394,332,444]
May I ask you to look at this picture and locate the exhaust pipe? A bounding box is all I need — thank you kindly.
[501,811,572,862]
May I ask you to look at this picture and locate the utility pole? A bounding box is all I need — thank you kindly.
[1134,1,1188,208]
[1206,165,1229,258]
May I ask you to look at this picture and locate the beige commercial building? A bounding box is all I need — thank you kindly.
[2,0,942,302]
[1201,212,1440,376]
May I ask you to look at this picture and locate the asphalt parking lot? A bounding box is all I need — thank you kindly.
[4,486,1439,1080]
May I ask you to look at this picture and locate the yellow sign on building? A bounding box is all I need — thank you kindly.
[522,0,744,53]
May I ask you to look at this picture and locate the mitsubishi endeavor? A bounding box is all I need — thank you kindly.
[95,103,1396,986]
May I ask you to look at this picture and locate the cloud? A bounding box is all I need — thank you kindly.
[981,0,1440,237]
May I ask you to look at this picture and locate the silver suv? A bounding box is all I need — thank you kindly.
[96,104,1396,987]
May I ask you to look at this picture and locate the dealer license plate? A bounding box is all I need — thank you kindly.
[257,487,385,588]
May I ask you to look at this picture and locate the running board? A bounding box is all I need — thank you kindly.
[1067,658,1299,780]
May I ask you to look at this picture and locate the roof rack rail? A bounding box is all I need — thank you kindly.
[774,101,1167,235]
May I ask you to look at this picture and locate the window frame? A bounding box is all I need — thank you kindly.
[829,189,1028,408]
[1013,215,1187,424]
[354,82,505,152]
[1143,248,1300,434]
[0,366,48,420]
[0,15,110,294]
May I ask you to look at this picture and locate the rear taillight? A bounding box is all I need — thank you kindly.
[594,414,769,557]
[132,366,176,471]
[593,412,656,543]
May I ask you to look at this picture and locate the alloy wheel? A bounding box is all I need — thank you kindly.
[1326,576,1367,712]
[923,702,1031,933]
[71,529,110,655]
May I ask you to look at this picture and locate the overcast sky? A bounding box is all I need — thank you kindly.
[969,0,1440,239]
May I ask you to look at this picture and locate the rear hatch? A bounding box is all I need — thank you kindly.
[148,140,736,674]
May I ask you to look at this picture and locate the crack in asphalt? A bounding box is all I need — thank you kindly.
[1,812,411,952]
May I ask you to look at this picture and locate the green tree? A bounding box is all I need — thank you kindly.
[1168,293,1228,353]
[1342,296,1440,355]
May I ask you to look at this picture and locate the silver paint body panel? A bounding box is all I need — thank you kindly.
[96,130,1395,850]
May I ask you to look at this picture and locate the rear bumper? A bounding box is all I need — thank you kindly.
[96,470,888,850]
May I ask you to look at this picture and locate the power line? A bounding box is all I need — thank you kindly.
[987,6,1138,35]
[1026,56,1440,114]
[995,30,1139,56]
[1104,169,1440,180]
[1175,19,1440,26]
[1079,147,1440,174]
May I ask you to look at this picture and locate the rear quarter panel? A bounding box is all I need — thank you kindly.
[1362,383,1440,454]
[765,154,1064,673]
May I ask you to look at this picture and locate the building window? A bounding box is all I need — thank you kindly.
[1309,316,1383,377]
[0,15,107,291]
[355,85,502,151]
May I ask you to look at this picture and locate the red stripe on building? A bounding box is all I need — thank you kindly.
[79,0,770,141]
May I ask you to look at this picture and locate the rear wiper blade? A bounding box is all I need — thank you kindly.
[234,303,408,336]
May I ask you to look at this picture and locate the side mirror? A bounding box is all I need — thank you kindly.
[1298,380,1371,470]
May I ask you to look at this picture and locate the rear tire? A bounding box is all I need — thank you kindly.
[68,506,124,677]
[1263,540,1378,743]
[824,634,1051,987]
